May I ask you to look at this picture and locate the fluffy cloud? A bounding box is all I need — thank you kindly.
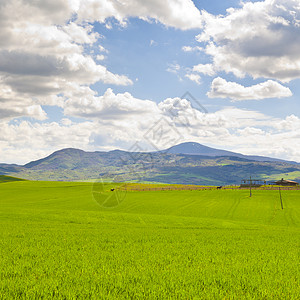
[1,0,300,164]
[96,55,106,61]
[193,64,216,76]
[0,0,203,31]
[1,88,300,163]
[194,0,300,82]
[185,73,201,84]
[64,88,160,119]
[77,0,203,30]
[274,114,300,131]
[0,0,203,121]
[1,100,300,164]
[0,5,133,85]
[207,77,292,100]
[182,46,203,52]
[0,120,96,164]
[0,83,47,120]
[0,0,155,122]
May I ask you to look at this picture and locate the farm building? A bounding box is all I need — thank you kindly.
[274,178,299,186]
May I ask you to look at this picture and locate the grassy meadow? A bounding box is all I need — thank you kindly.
[0,180,299,299]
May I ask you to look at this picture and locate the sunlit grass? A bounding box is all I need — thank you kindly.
[0,181,299,299]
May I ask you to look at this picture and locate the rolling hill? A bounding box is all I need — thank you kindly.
[0,175,25,183]
[0,142,299,185]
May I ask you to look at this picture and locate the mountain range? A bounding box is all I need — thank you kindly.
[1,142,299,185]
[162,142,297,164]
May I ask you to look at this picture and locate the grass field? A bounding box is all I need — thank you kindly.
[0,181,299,299]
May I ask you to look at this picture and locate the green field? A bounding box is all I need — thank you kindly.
[0,181,299,299]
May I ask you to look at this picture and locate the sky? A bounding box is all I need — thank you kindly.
[1,0,300,164]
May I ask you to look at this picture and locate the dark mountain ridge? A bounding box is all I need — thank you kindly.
[0,142,299,185]
[163,142,297,164]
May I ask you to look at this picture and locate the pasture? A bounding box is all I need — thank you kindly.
[0,180,299,299]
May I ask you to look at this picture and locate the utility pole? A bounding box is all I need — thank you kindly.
[249,176,252,197]
[279,186,284,210]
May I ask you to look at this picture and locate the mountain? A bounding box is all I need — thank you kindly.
[0,163,24,175]
[163,142,297,164]
[24,148,104,170]
[162,142,237,156]
[1,143,299,185]
[0,175,25,183]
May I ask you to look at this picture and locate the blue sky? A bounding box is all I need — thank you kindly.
[1,0,300,163]
[94,15,300,116]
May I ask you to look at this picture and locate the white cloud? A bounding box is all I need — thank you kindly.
[207,77,292,100]
[0,0,135,121]
[150,40,157,46]
[166,63,181,74]
[0,0,203,122]
[193,0,300,82]
[54,88,300,162]
[1,88,300,163]
[0,83,47,120]
[99,45,108,53]
[1,0,300,164]
[274,114,300,131]
[193,64,216,76]
[61,118,73,126]
[0,51,132,90]
[182,46,203,52]
[0,120,96,164]
[77,0,203,30]
[62,22,99,45]
[185,73,201,84]
[64,88,160,120]
[96,55,106,61]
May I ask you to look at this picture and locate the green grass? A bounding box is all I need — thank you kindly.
[0,181,299,299]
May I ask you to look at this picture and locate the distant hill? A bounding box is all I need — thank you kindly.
[163,142,238,156]
[0,163,23,175]
[163,142,297,164]
[0,142,299,185]
[24,148,103,170]
[0,175,25,183]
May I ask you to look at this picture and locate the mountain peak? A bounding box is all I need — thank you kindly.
[164,142,236,156]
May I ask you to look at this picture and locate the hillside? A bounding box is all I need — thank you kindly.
[0,175,25,183]
[0,143,299,185]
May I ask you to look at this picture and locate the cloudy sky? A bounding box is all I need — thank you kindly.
[1,0,300,164]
